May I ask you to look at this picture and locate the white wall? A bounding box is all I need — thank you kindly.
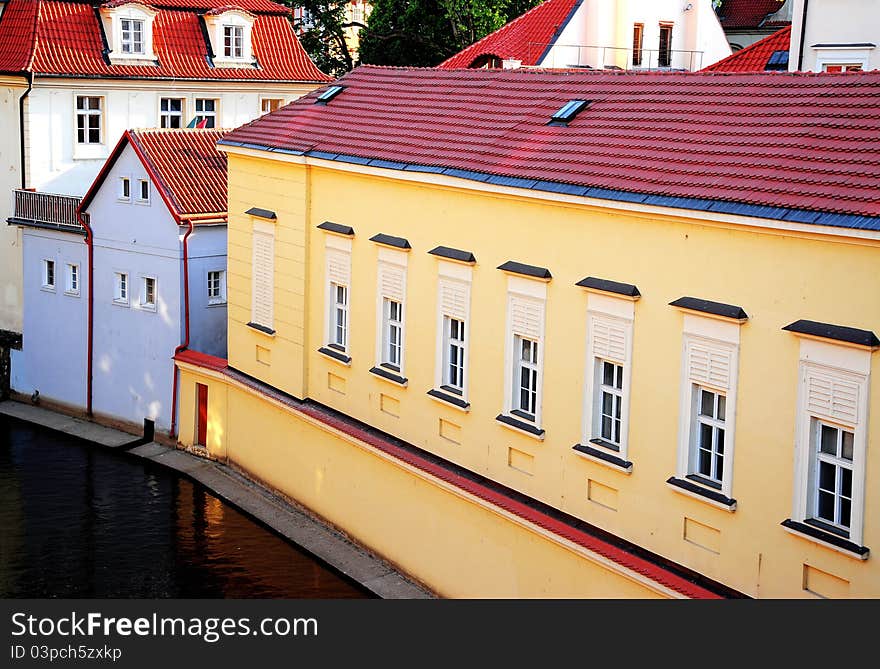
[12,228,88,409]
[87,145,182,431]
[789,0,880,71]
[187,225,227,359]
[541,0,731,70]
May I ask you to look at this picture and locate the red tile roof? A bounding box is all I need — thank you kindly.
[439,0,582,69]
[716,0,789,30]
[223,66,880,222]
[703,25,791,72]
[81,129,228,221]
[0,0,330,81]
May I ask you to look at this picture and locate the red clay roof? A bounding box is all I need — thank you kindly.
[0,0,330,81]
[703,25,791,72]
[81,129,228,220]
[439,0,582,69]
[223,66,880,220]
[716,0,789,30]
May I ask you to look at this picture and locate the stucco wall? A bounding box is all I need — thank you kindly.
[188,225,228,358]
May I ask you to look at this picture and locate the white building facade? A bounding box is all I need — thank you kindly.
[788,0,880,72]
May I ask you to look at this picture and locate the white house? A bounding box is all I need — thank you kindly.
[11,128,229,434]
[0,0,328,376]
[788,0,880,72]
[440,0,732,71]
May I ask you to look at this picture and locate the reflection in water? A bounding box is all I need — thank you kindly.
[0,416,367,598]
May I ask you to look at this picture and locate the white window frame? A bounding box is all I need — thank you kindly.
[207,269,226,305]
[260,97,284,114]
[582,294,635,461]
[120,17,145,54]
[75,95,103,145]
[675,314,741,499]
[114,271,129,306]
[206,11,255,66]
[136,179,150,204]
[502,275,547,430]
[791,338,871,547]
[41,259,55,291]
[814,45,871,73]
[101,4,157,62]
[194,98,218,128]
[433,260,472,401]
[64,263,80,297]
[250,219,275,331]
[324,236,352,354]
[374,247,407,375]
[159,97,184,128]
[140,275,157,312]
[119,177,131,201]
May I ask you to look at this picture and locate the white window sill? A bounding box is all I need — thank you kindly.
[572,442,632,474]
[64,290,80,298]
[666,476,736,512]
[495,413,544,441]
[112,299,130,308]
[427,388,470,412]
[207,299,227,307]
[318,346,351,366]
[40,285,55,293]
[781,519,869,561]
[139,304,157,313]
[134,199,150,206]
[369,365,408,387]
[213,57,256,68]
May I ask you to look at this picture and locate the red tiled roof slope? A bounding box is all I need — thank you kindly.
[716,0,789,30]
[130,129,228,217]
[439,0,582,69]
[224,66,880,219]
[0,0,330,81]
[703,25,791,72]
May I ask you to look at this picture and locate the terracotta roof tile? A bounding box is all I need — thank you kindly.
[0,0,329,81]
[439,0,582,69]
[716,0,790,30]
[223,66,880,223]
[703,25,791,72]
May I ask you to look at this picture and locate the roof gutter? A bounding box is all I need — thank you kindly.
[169,217,195,439]
[18,71,32,189]
[797,0,809,70]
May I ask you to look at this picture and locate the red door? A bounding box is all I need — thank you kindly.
[196,383,208,446]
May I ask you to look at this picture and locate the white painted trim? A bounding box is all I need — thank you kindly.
[781,524,869,561]
[502,275,547,430]
[666,480,736,513]
[434,260,472,401]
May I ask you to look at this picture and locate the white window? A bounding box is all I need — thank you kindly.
[261,98,283,114]
[675,314,741,500]
[330,284,349,350]
[790,335,872,548]
[120,18,144,54]
[137,179,149,202]
[323,236,352,357]
[114,272,129,305]
[224,25,243,58]
[443,317,466,392]
[195,99,217,128]
[434,262,472,400]
[501,274,547,432]
[160,98,183,128]
[142,276,157,310]
[76,96,102,144]
[119,177,130,201]
[207,270,226,305]
[65,263,80,296]
[42,259,55,290]
[251,220,275,331]
[375,249,407,376]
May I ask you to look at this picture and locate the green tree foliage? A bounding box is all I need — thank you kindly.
[358,0,542,67]
[283,1,365,77]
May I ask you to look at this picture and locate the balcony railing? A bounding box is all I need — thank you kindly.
[523,43,705,71]
[10,189,86,232]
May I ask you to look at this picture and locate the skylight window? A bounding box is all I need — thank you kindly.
[549,99,590,125]
[765,50,790,71]
[315,85,345,105]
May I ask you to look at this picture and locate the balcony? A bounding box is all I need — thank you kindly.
[522,43,706,71]
[8,189,87,234]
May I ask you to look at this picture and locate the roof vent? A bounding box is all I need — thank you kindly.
[548,99,590,126]
[315,85,345,105]
[764,50,789,71]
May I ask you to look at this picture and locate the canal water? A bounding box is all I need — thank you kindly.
[0,416,368,598]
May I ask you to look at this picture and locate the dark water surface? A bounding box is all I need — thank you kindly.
[0,416,368,598]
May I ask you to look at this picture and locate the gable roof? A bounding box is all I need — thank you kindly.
[80,129,228,222]
[221,66,880,229]
[703,25,791,72]
[716,0,790,30]
[0,0,330,81]
[439,0,583,69]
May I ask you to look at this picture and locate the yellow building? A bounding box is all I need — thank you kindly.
[175,67,880,598]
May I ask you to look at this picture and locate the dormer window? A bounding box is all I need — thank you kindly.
[100,3,157,64]
[205,9,256,67]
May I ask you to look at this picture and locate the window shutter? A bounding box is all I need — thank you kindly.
[510,295,543,339]
[687,341,731,390]
[326,248,350,286]
[806,370,859,425]
[439,278,468,321]
[378,263,405,301]
[591,317,627,363]
[252,229,274,327]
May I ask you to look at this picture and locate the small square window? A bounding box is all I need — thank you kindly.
[42,259,55,290]
[65,263,80,296]
[142,276,157,310]
[114,272,129,305]
[207,270,226,305]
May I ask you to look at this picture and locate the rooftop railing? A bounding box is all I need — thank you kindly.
[10,189,85,232]
[523,43,705,71]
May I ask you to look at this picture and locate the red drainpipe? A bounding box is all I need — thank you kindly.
[169,218,194,438]
[78,209,94,416]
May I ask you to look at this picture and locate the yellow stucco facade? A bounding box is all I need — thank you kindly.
[176,147,880,598]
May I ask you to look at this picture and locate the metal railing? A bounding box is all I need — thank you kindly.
[11,189,84,230]
[524,43,705,71]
